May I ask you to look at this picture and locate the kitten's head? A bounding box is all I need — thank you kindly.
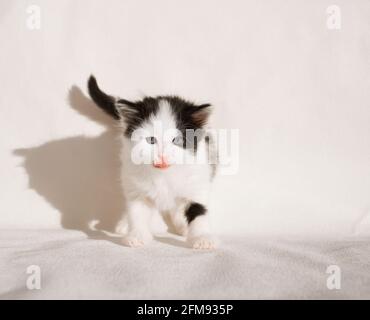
[88,75,212,169]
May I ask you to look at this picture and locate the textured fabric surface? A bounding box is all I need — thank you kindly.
[0,230,369,299]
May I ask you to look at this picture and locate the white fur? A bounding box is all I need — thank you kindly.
[118,100,215,249]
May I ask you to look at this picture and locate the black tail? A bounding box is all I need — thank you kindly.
[87,75,120,119]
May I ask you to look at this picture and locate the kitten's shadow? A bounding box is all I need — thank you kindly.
[13,86,125,238]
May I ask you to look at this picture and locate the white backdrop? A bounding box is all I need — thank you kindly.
[1,0,369,236]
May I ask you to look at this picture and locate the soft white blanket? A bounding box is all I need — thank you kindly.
[1,230,369,299]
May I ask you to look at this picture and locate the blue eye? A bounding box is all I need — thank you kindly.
[146,136,157,144]
[172,135,183,146]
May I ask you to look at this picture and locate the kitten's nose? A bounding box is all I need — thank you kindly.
[153,155,170,169]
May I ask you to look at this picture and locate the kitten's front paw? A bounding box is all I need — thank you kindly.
[122,232,152,248]
[188,235,217,250]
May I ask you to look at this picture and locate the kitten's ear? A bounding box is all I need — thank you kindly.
[115,99,139,121]
[191,103,212,127]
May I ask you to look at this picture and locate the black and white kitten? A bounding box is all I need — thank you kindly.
[88,76,217,249]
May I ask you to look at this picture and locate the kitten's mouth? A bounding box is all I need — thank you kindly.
[153,162,170,169]
[153,155,170,169]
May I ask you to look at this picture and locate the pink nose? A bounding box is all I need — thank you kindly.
[153,156,170,169]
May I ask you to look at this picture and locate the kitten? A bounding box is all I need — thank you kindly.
[88,75,217,249]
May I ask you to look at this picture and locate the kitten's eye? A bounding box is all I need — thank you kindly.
[146,136,157,144]
[172,135,183,146]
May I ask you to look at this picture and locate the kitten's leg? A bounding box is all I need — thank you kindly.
[122,199,153,248]
[185,202,216,249]
[163,201,188,237]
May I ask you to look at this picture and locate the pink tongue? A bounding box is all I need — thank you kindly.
[153,162,170,169]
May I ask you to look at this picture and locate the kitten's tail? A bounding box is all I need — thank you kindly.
[87,75,120,119]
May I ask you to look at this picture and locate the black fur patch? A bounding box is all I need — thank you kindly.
[117,97,159,137]
[87,76,211,140]
[161,96,212,151]
[185,202,207,224]
[87,75,159,137]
